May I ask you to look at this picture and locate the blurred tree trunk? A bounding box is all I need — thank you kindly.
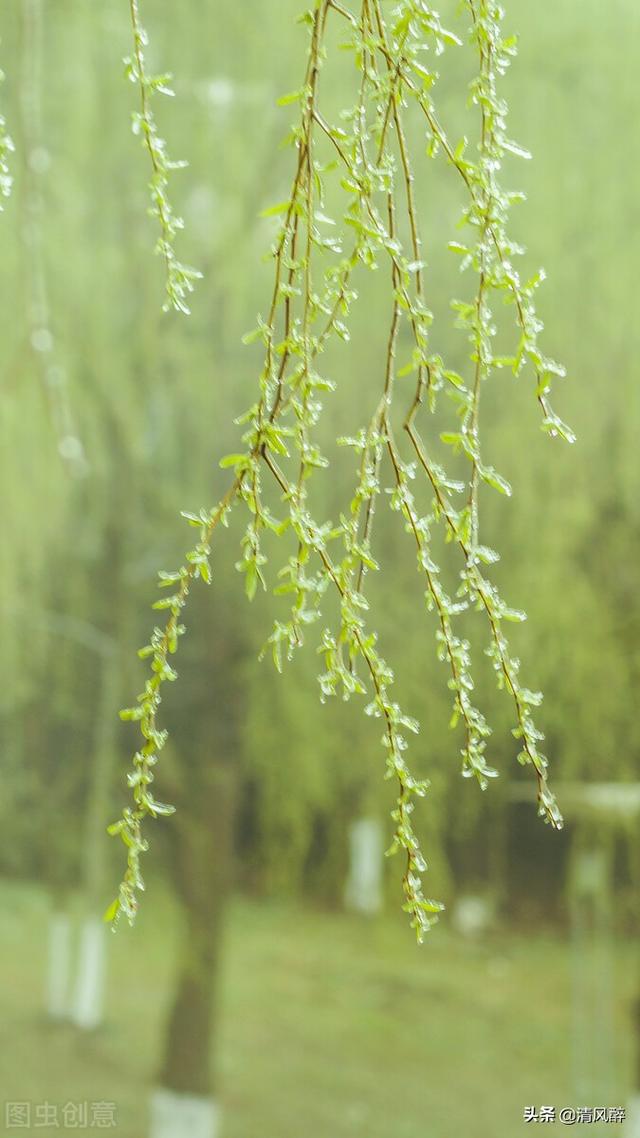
[70,382,138,1025]
[160,759,237,1096]
[71,640,121,1030]
[150,756,238,1138]
[150,585,244,1138]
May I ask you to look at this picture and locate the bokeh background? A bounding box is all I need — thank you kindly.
[1,0,639,1135]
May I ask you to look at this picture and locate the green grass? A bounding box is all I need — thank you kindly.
[0,880,635,1136]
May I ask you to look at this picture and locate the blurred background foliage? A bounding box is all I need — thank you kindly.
[1,0,639,1134]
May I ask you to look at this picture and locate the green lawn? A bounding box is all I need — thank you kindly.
[0,881,635,1136]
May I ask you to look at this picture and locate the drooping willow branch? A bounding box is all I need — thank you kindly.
[20,0,86,476]
[125,0,202,314]
[108,0,572,939]
[0,46,13,206]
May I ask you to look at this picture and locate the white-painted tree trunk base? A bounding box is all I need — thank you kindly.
[626,1095,640,1137]
[149,1088,219,1138]
[451,894,494,938]
[344,818,384,915]
[70,917,106,1030]
[46,912,71,1020]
